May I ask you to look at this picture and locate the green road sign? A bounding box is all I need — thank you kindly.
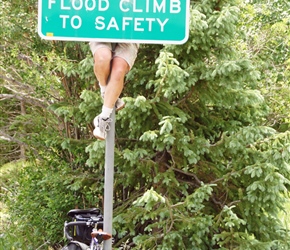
[38,0,190,44]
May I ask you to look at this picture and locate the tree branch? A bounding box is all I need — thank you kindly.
[0,75,48,109]
[0,130,26,146]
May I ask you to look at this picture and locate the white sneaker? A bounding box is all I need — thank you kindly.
[101,93,125,111]
[93,115,112,140]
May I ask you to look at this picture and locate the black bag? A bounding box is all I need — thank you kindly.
[61,241,90,250]
[66,208,104,245]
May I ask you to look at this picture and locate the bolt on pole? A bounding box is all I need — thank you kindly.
[103,108,115,250]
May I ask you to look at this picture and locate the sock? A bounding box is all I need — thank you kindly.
[100,106,113,119]
[99,83,106,96]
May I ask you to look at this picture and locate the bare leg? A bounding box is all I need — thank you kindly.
[93,47,112,88]
[92,50,130,140]
[103,57,129,109]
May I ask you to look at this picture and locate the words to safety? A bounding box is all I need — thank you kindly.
[47,0,183,32]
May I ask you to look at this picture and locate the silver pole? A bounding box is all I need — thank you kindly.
[103,108,115,250]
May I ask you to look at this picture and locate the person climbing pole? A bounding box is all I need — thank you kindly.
[89,42,139,140]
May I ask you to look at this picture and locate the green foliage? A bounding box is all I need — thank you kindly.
[240,0,290,132]
[1,159,104,249]
[114,184,216,249]
[1,0,290,249]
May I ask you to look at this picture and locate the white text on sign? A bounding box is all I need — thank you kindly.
[48,0,182,32]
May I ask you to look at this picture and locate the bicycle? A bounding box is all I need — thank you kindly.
[62,208,112,250]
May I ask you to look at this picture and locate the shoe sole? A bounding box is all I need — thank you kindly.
[116,103,125,111]
[93,130,105,140]
[94,135,105,140]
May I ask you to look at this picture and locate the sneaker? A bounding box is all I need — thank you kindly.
[93,115,112,140]
[115,98,125,111]
[101,93,125,111]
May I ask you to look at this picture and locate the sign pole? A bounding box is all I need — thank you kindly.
[103,109,115,250]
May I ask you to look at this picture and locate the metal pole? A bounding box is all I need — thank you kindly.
[103,109,115,250]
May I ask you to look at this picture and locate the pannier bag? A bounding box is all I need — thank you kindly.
[65,208,104,245]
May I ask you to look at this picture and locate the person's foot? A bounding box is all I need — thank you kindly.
[101,93,125,111]
[93,115,112,140]
[115,98,125,111]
